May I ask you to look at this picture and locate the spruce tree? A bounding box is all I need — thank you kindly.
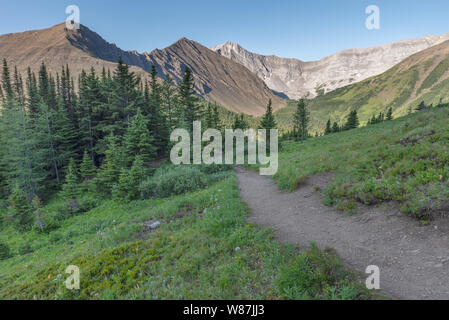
[324,119,332,135]
[80,151,97,182]
[7,185,34,231]
[95,134,124,195]
[260,99,276,131]
[332,122,339,133]
[293,99,309,141]
[179,67,199,133]
[115,156,146,201]
[61,158,80,212]
[344,110,359,130]
[123,108,156,166]
[386,107,393,120]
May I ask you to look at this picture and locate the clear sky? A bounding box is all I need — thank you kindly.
[1,0,449,61]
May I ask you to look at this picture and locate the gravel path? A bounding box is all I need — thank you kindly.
[235,167,449,300]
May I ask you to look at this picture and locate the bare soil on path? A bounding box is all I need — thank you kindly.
[235,167,449,300]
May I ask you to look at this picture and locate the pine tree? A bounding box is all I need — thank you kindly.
[115,155,146,201]
[123,108,156,166]
[61,158,80,211]
[6,185,34,231]
[386,107,393,120]
[26,68,40,119]
[232,114,248,130]
[344,110,359,130]
[179,67,199,133]
[95,134,124,195]
[324,119,332,135]
[260,99,276,132]
[110,57,140,134]
[80,151,97,182]
[2,59,14,101]
[293,99,309,141]
[332,122,339,133]
[161,74,177,131]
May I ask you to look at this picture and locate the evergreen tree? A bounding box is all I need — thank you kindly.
[332,122,340,133]
[260,99,276,132]
[95,134,124,195]
[324,119,332,135]
[232,114,248,130]
[161,74,177,131]
[2,58,14,101]
[26,68,40,119]
[344,110,359,130]
[293,99,309,141]
[386,107,393,120]
[80,150,97,182]
[179,67,199,133]
[123,108,156,166]
[115,156,146,201]
[110,57,140,135]
[6,185,34,231]
[61,158,80,211]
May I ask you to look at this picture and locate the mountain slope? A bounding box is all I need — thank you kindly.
[275,39,449,132]
[212,34,449,99]
[0,23,284,116]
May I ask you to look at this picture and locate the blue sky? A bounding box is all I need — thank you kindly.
[1,0,449,61]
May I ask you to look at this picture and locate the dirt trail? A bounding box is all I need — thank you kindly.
[235,167,449,300]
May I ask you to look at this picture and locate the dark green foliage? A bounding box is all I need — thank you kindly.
[7,185,34,231]
[94,135,124,195]
[386,107,393,120]
[324,119,332,135]
[61,158,80,212]
[343,110,359,130]
[123,108,156,166]
[232,113,248,130]
[79,151,97,182]
[293,99,309,141]
[115,156,147,201]
[259,99,276,131]
[179,67,200,133]
[139,164,230,198]
[332,122,340,133]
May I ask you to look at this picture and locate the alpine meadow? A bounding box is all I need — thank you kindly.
[1,1,449,306]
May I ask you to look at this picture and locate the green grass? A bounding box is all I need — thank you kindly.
[272,106,449,219]
[273,53,449,134]
[0,173,371,300]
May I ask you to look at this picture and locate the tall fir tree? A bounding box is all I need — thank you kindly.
[324,119,332,135]
[293,99,309,141]
[123,108,156,166]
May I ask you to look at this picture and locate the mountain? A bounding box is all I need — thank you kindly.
[0,23,284,116]
[212,34,449,99]
[274,38,449,132]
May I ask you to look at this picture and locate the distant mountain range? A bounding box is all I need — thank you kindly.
[1,23,449,122]
[275,38,449,132]
[212,34,449,99]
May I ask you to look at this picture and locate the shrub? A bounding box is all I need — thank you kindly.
[140,165,207,198]
[139,164,232,199]
[198,164,233,174]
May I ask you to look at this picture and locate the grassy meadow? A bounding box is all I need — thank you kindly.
[273,106,449,220]
[0,165,372,300]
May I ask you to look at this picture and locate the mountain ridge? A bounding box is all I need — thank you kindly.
[0,23,285,116]
[212,33,449,99]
